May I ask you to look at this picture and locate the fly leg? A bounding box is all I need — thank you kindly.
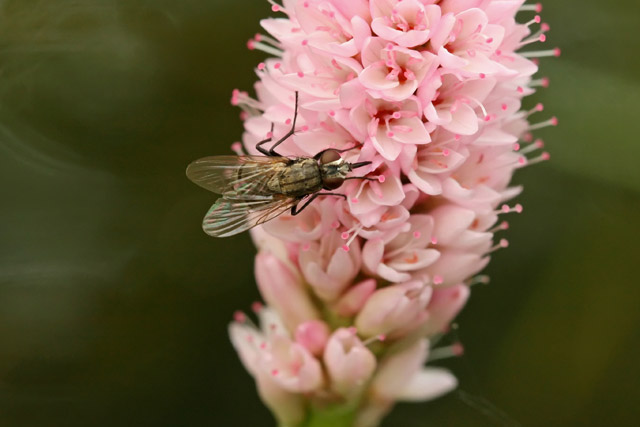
[291,192,347,216]
[261,91,299,157]
[256,123,275,156]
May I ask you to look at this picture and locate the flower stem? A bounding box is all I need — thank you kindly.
[303,403,358,427]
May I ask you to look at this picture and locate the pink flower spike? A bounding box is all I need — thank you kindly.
[220,0,557,422]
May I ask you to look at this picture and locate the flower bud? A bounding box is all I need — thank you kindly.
[422,284,470,336]
[295,320,330,357]
[333,278,377,318]
[255,251,320,331]
[324,328,376,397]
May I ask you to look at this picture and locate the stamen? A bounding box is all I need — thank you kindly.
[251,301,264,313]
[521,47,561,58]
[530,77,550,87]
[249,41,284,56]
[496,204,523,215]
[428,342,465,361]
[487,238,509,253]
[233,310,259,331]
[231,142,244,155]
[519,3,543,13]
[518,138,544,155]
[267,0,286,14]
[342,223,364,251]
[521,151,550,167]
[466,275,491,286]
[362,334,386,347]
[489,221,509,233]
[528,116,558,131]
[524,15,542,27]
[463,95,489,117]
[352,179,369,201]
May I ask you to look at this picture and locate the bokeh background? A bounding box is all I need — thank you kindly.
[1,0,639,425]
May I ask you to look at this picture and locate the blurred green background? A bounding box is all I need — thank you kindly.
[1,0,639,425]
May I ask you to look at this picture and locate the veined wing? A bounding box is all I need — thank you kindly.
[186,155,289,195]
[202,194,296,237]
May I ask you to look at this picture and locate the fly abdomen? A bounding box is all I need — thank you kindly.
[267,158,322,197]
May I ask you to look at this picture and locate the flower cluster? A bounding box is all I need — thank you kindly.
[228,1,556,425]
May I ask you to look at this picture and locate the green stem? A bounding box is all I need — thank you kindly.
[304,405,357,427]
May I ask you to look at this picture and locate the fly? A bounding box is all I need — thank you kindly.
[186,92,374,237]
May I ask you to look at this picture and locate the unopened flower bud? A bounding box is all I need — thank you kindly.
[255,251,319,331]
[324,328,376,397]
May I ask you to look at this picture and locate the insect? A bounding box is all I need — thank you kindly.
[186,92,374,237]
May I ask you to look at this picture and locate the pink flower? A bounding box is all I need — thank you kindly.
[299,230,362,301]
[220,0,558,424]
[357,339,457,426]
[370,0,442,48]
[355,280,432,337]
[362,214,440,282]
[370,339,457,402]
[344,95,431,161]
[359,37,438,101]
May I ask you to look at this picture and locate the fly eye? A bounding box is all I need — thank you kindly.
[319,149,341,165]
[322,176,344,190]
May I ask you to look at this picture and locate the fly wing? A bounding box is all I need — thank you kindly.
[202,194,296,237]
[186,155,289,195]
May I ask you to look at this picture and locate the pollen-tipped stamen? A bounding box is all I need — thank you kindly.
[487,238,509,254]
[528,116,558,131]
[518,3,543,13]
[521,47,561,58]
[428,342,465,362]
